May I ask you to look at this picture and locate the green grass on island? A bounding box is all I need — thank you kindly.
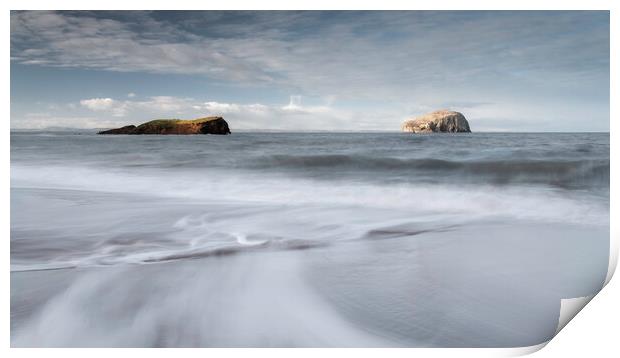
[136,116,222,129]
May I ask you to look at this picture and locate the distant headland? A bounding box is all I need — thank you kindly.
[401,110,471,133]
[98,116,231,135]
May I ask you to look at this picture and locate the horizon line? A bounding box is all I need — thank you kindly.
[9,128,611,134]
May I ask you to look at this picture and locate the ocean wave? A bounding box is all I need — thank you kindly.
[12,253,394,347]
[11,229,327,272]
[256,155,609,188]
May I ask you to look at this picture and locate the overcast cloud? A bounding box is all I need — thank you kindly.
[10,10,610,131]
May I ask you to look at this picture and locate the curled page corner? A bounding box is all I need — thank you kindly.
[503,341,549,357]
[554,295,595,336]
[604,230,618,286]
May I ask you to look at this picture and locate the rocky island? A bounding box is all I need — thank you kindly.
[401,110,471,133]
[98,116,231,135]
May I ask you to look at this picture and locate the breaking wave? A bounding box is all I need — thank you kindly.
[256,155,609,188]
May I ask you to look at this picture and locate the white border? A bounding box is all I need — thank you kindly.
[3,1,617,356]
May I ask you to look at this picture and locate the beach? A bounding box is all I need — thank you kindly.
[10,131,610,347]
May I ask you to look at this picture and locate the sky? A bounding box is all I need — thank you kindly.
[10,10,610,131]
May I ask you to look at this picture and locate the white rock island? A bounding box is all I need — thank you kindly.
[401,110,471,133]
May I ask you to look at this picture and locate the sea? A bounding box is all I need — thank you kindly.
[10,131,610,347]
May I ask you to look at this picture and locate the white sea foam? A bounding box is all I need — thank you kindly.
[11,163,610,226]
[13,253,395,347]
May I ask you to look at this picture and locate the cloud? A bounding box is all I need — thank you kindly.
[193,102,272,115]
[14,92,609,132]
[10,11,281,83]
[10,11,609,101]
[11,112,128,130]
[283,95,302,110]
[200,102,241,113]
[80,98,127,117]
[278,95,330,115]
[80,98,116,111]
[10,11,610,131]
[141,96,191,112]
[79,96,203,117]
[68,95,374,130]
